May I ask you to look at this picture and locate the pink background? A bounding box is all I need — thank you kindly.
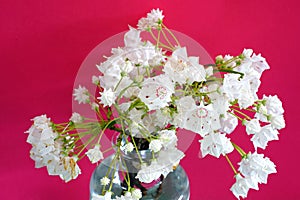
[1,0,299,199]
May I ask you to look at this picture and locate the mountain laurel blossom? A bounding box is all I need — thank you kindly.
[200,132,234,158]
[98,88,117,107]
[85,144,104,164]
[25,9,285,199]
[73,85,90,104]
[230,174,259,199]
[238,152,276,184]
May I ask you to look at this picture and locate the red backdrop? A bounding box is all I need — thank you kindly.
[1,0,299,199]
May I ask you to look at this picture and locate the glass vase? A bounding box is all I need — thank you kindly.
[89,149,190,200]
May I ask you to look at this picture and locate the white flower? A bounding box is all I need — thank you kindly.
[222,74,244,101]
[25,115,64,172]
[131,188,142,200]
[98,88,116,107]
[205,66,214,77]
[114,77,136,98]
[255,95,284,122]
[127,108,146,137]
[142,113,158,134]
[263,95,284,115]
[122,42,162,69]
[251,124,279,149]
[173,96,195,126]
[230,174,258,199]
[138,74,174,111]
[245,75,261,94]
[223,55,236,68]
[85,144,104,164]
[123,142,134,153]
[264,95,284,116]
[242,49,254,58]
[245,118,261,135]
[270,115,285,130]
[30,143,56,168]
[219,112,238,134]
[174,97,221,137]
[158,129,177,149]
[248,53,270,75]
[186,56,206,83]
[137,17,149,31]
[163,47,206,84]
[100,176,110,186]
[163,49,189,84]
[136,148,184,183]
[32,114,51,127]
[120,60,134,74]
[70,112,84,123]
[124,27,142,48]
[26,119,56,145]
[200,132,234,158]
[237,89,256,109]
[124,191,132,197]
[46,155,62,175]
[211,95,230,115]
[136,161,162,183]
[98,63,122,90]
[147,8,164,24]
[73,85,90,104]
[222,74,258,108]
[153,109,172,128]
[156,148,185,177]
[237,50,270,78]
[58,156,81,182]
[137,8,164,30]
[238,152,277,184]
[149,139,163,153]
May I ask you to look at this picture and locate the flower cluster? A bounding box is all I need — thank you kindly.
[25,115,81,182]
[230,152,277,198]
[25,9,285,199]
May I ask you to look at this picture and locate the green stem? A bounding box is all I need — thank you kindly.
[77,134,97,157]
[161,28,175,49]
[231,108,252,120]
[231,104,257,112]
[116,82,139,103]
[149,29,174,51]
[231,142,247,157]
[162,24,181,47]
[102,153,118,194]
[119,155,131,187]
[223,56,240,66]
[156,29,161,48]
[224,154,238,175]
[108,161,117,191]
[113,76,124,92]
[216,69,244,78]
[102,146,113,153]
[130,133,143,163]
[227,111,243,122]
[97,118,120,144]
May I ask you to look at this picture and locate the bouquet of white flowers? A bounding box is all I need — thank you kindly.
[25,9,285,199]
